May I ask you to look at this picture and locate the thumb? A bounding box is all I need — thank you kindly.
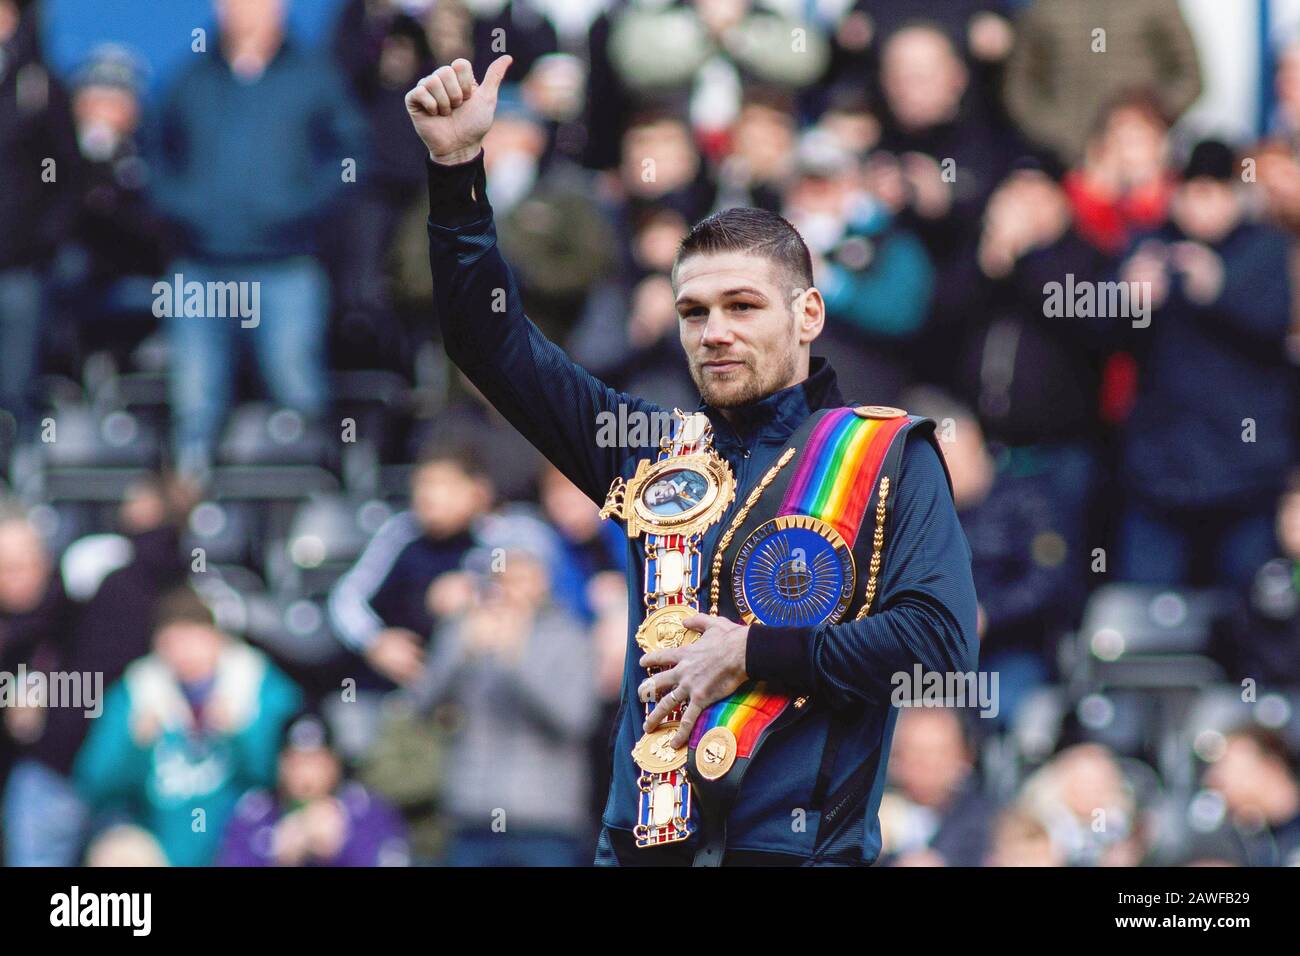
[481,54,513,95]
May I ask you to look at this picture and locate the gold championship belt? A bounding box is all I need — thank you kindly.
[600,410,735,847]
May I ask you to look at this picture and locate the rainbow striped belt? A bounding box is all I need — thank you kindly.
[689,406,912,770]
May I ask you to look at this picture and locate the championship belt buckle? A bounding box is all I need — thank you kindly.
[601,451,736,540]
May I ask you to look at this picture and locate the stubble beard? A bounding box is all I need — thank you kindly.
[690,348,797,410]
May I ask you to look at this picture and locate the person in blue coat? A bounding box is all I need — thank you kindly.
[74,587,302,866]
[405,56,978,865]
[1117,139,1297,589]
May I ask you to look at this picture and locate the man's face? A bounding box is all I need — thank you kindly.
[0,521,51,615]
[674,251,818,409]
[889,710,969,807]
[881,27,966,132]
[280,747,341,802]
[621,120,698,199]
[1102,107,1168,187]
[1204,736,1272,819]
[1173,178,1240,243]
[411,461,491,538]
[217,0,285,45]
[154,622,224,685]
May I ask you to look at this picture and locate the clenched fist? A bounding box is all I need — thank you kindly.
[405,55,512,166]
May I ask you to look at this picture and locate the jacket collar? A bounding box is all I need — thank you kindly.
[700,356,844,449]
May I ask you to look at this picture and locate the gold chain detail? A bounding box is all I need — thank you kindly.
[854,476,890,621]
[708,446,798,615]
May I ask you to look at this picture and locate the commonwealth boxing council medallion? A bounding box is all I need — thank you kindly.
[733,514,855,627]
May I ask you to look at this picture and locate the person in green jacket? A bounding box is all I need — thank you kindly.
[74,587,302,866]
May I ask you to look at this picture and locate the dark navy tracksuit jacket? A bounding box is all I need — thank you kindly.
[426,155,979,865]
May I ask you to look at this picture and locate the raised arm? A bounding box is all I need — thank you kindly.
[407,57,664,503]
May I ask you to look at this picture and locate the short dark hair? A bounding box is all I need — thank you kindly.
[674,207,814,298]
[415,439,489,481]
[153,586,215,632]
[1226,725,1293,771]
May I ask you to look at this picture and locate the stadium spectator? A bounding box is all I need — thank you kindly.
[149,0,366,481]
[490,87,614,341]
[73,587,302,867]
[58,42,168,363]
[985,806,1065,866]
[217,710,408,866]
[568,207,698,412]
[2,477,189,867]
[1117,139,1294,589]
[0,502,76,865]
[1237,473,1300,685]
[409,512,596,866]
[1063,92,1175,257]
[0,0,80,477]
[879,708,998,867]
[713,90,798,213]
[328,8,434,368]
[909,389,1073,722]
[951,166,1111,618]
[327,441,492,688]
[537,464,626,625]
[597,0,828,154]
[872,20,1021,379]
[1202,726,1300,866]
[1018,743,1145,866]
[1003,0,1202,165]
[785,129,934,404]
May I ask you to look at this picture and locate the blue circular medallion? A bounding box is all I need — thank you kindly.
[732,516,855,627]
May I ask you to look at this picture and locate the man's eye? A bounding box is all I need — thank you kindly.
[732,302,753,311]
[681,308,706,320]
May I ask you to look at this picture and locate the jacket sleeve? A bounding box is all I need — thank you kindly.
[229,663,303,789]
[327,512,423,651]
[744,432,980,709]
[821,229,935,339]
[426,152,664,504]
[73,680,151,806]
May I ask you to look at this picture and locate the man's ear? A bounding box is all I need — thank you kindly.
[797,287,826,345]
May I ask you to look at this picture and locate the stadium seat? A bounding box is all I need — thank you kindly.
[267,494,394,595]
[1075,583,1233,689]
[216,401,334,468]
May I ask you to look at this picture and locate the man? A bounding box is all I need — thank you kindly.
[217,710,409,867]
[74,588,302,867]
[1202,726,1300,867]
[406,56,978,865]
[150,0,365,481]
[1117,139,1294,589]
[0,0,79,480]
[328,441,493,688]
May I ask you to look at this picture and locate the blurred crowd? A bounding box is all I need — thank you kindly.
[1,0,1300,866]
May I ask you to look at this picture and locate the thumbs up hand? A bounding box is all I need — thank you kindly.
[405,55,513,166]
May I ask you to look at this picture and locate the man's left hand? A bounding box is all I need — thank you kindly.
[639,613,749,748]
